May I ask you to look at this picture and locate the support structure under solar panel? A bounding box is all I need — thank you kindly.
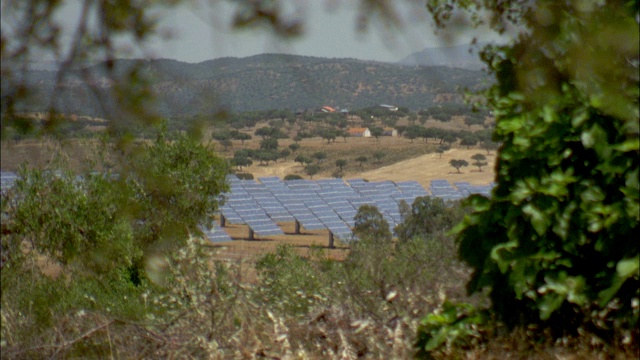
[199,223,233,243]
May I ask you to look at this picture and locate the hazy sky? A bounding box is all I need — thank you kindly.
[43,1,500,64]
[149,1,496,63]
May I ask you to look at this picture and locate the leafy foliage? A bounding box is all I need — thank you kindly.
[415,301,488,357]
[444,0,640,340]
[353,205,392,242]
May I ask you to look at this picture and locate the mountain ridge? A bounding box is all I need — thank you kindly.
[11,53,491,117]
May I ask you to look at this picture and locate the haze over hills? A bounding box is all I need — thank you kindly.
[400,43,488,70]
[10,53,491,118]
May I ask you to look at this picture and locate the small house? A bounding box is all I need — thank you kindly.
[347,127,371,137]
[383,127,398,137]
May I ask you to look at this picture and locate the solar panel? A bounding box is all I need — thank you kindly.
[199,224,232,243]
[431,179,451,186]
[1,172,18,191]
[218,176,492,241]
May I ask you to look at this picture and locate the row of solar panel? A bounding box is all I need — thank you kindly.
[220,176,435,241]
[1,172,494,243]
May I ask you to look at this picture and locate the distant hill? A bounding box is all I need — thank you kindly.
[400,43,487,70]
[10,54,491,117]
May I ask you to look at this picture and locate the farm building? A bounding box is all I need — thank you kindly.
[347,127,371,137]
[383,127,398,137]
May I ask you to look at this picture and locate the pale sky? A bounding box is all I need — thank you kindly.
[148,0,479,63]
[14,0,502,64]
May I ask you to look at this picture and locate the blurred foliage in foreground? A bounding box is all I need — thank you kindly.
[418,0,639,353]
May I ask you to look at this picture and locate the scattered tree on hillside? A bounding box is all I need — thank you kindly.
[442,133,457,147]
[471,153,488,172]
[294,154,312,167]
[255,150,278,165]
[219,139,233,151]
[318,128,337,144]
[459,133,478,149]
[449,159,468,173]
[304,164,320,179]
[370,126,384,141]
[436,145,450,158]
[335,159,347,172]
[279,149,291,161]
[373,150,386,163]
[312,151,327,164]
[464,115,485,129]
[260,137,278,151]
[356,156,368,167]
[404,125,423,143]
[232,132,252,145]
[232,155,253,170]
[288,143,300,153]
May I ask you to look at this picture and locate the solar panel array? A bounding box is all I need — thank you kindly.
[1,170,494,245]
[217,176,491,243]
[1,172,18,192]
[199,223,233,243]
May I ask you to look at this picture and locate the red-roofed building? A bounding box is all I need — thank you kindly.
[347,127,371,137]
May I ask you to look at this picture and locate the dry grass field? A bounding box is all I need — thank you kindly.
[0,115,494,267]
[1,118,496,263]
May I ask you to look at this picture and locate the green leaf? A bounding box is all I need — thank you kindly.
[522,203,548,236]
[616,256,639,278]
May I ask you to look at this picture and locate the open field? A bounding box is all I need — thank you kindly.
[2,118,496,263]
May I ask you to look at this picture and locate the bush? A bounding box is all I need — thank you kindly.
[235,172,254,180]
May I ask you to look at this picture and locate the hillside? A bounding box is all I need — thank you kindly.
[12,54,490,117]
[400,43,487,70]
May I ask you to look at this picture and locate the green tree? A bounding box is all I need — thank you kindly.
[459,133,478,149]
[288,143,300,153]
[254,150,278,165]
[304,164,320,179]
[4,132,228,280]
[395,196,467,244]
[470,153,487,172]
[232,155,253,170]
[404,125,423,143]
[436,144,450,158]
[442,133,457,147]
[312,151,327,164]
[335,159,347,171]
[449,159,468,173]
[355,155,368,167]
[232,131,252,145]
[260,137,279,151]
[429,0,639,341]
[353,205,392,242]
[278,148,291,161]
[372,150,386,163]
[370,126,384,141]
[219,138,233,151]
[463,115,485,129]
[294,154,312,166]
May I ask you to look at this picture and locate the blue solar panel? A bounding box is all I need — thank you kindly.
[199,224,232,243]
[219,175,492,240]
[1,172,18,191]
